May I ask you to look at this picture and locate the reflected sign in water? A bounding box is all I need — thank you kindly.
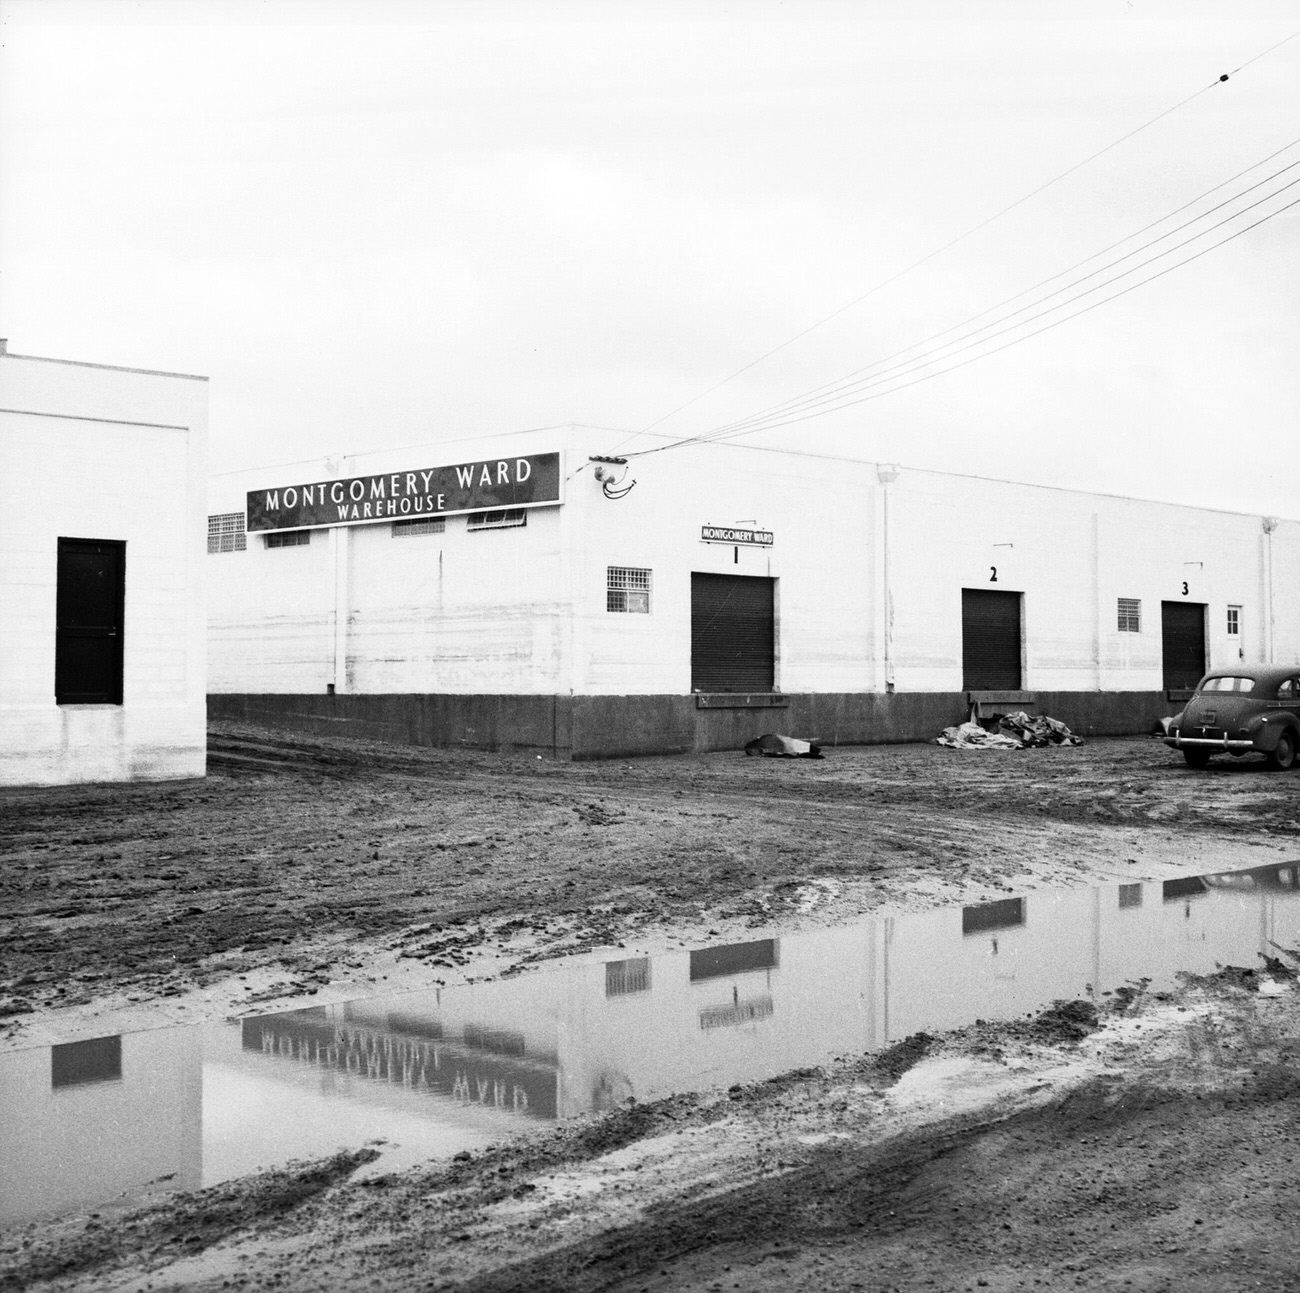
[2,861,1298,1227]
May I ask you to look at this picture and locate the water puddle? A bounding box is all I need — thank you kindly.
[3,860,1299,1228]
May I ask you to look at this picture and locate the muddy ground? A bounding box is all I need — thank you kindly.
[2,722,1300,1291]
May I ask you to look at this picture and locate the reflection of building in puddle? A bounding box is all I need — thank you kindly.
[10,862,1300,1229]
[1202,863,1300,893]
[689,939,779,1031]
[240,1009,558,1118]
[884,869,1299,1043]
[225,877,1300,1126]
[688,939,779,981]
[0,1028,202,1227]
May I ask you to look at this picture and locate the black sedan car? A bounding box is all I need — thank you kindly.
[1163,664,1300,769]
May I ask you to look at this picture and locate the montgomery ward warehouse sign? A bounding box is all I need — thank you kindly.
[700,525,774,546]
[247,452,561,532]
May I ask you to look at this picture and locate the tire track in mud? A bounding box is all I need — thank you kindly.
[443,1067,1300,1293]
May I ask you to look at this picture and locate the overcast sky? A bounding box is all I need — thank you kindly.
[2,0,1297,518]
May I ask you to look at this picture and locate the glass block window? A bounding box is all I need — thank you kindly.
[1227,605,1241,636]
[1117,597,1141,632]
[392,517,446,537]
[607,566,652,613]
[467,509,527,531]
[264,530,311,548]
[207,512,246,553]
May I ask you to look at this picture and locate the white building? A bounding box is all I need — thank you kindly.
[207,425,1298,758]
[0,345,208,785]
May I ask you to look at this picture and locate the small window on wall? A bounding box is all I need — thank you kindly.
[52,1035,122,1088]
[264,530,311,549]
[1118,883,1143,910]
[207,512,246,553]
[392,517,446,537]
[607,566,651,613]
[467,509,526,531]
[1117,598,1141,632]
[605,958,651,996]
[1227,605,1241,636]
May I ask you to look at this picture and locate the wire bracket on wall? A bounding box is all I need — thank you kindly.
[589,455,637,500]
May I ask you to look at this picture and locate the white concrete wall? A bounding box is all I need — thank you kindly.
[569,442,880,695]
[206,518,336,693]
[208,430,572,695]
[347,504,567,693]
[208,428,1298,701]
[0,353,208,785]
[886,468,1297,692]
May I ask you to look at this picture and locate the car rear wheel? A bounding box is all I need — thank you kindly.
[1183,748,1211,768]
[1267,731,1297,771]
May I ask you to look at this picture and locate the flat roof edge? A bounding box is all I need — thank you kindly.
[0,351,209,381]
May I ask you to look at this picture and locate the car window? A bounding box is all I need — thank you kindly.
[1200,676,1256,693]
[1279,678,1298,698]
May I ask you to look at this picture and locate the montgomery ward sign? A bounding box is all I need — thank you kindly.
[700,524,774,546]
[247,451,561,532]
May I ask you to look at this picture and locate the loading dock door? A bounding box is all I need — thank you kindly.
[961,588,1022,691]
[1161,601,1206,690]
[691,573,775,693]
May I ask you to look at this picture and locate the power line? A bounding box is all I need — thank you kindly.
[611,26,1300,459]
[685,153,1300,446]
[684,139,1300,444]
[676,190,1300,445]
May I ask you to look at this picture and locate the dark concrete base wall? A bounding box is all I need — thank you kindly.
[208,693,572,757]
[209,690,1181,760]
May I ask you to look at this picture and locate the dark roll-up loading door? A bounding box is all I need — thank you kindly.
[1161,601,1206,690]
[691,573,775,693]
[961,588,1022,691]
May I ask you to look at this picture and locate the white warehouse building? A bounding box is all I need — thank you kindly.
[207,425,1298,759]
[0,345,209,785]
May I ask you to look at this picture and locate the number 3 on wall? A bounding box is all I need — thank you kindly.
[1182,581,1189,596]
[989,566,998,582]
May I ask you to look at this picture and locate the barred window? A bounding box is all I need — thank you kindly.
[607,566,651,613]
[1227,605,1241,636]
[1117,597,1141,633]
[467,508,527,531]
[605,958,651,997]
[264,530,311,549]
[392,517,446,537]
[207,512,246,554]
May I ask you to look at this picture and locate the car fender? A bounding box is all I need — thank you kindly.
[1251,714,1300,751]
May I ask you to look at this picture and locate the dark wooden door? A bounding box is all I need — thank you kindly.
[55,538,125,704]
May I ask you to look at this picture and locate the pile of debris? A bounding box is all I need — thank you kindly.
[743,733,824,759]
[936,710,1084,751]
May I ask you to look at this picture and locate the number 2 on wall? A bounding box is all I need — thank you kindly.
[989,566,998,582]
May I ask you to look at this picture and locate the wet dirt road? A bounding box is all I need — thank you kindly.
[2,721,1295,1033]
[2,722,1300,1290]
